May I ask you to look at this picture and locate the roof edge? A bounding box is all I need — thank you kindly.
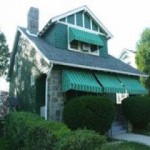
[50,60,148,78]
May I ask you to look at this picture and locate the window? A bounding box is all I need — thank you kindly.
[82,43,90,52]
[91,45,99,52]
[70,40,78,49]
[31,75,35,86]
[69,40,99,55]
[21,81,25,90]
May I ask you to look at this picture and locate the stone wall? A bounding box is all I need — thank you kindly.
[48,70,65,121]
[0,91,9,117]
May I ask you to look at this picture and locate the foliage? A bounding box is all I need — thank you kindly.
[54,129,107,150]
[0,137,7,150]
[0,31,9,76]
[63,96,115,134]
[122,96,150,130]
[4,111,70,150]
[136,28,150,93]
[101,142,150,150]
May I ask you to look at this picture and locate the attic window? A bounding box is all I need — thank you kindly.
[69,27,103,55]
[70,40,78,49]
[69,40,99,55]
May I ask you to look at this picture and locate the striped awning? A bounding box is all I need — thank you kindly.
[69,27,104,46]
[62,70,102,93]
[95,73,125,93]
[118,76,148,94]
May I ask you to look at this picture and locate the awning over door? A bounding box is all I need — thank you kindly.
[62,70,102,93]
[118,76,148,94]
[69,27,104,46]
[95,73,125,93]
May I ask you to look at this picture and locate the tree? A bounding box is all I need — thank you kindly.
[0,30,9,76]
[136,28,150,93]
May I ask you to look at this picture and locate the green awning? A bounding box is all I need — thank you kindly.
[69,27,104,46]
[118,76,148,94]
[62,70,102,93]
[95,73,125,93]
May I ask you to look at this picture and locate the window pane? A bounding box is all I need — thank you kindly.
[70,40,78,49]
[91,45,98,52]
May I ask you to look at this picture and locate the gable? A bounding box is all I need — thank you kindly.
[59,11,101,32]
[39,6,112,38]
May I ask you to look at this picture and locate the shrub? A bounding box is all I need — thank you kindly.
[63,96,115,134]
[4,111,70,150]
[54,129,107,150]
[122,96,150,130]
[4,111,41,149]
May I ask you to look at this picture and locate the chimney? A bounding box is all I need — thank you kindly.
[27,7,39,35]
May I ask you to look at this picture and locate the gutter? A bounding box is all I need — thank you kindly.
[45,63,53,120]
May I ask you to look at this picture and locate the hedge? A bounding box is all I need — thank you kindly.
[4,111,70,150]
[63,96,115,134]
[54,129,107,150]
[122,96,150,130]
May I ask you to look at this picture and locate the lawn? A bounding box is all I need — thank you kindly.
[101,142,150,150]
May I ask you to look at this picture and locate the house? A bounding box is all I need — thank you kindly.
[119,49,137,69]
[8,6,148,135]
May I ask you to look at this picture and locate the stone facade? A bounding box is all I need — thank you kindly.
[48,70,65,121]
[0,91,9,117]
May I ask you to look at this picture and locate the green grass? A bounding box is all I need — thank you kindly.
[101,142,150,150]
[0,137,7,150]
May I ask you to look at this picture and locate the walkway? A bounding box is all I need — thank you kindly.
[112,133,150,146]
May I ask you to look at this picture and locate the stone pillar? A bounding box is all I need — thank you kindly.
[48,70,65,121]
[27,7,39,35]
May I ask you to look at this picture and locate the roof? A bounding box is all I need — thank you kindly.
[13,27,146,78]
[119,48,136,59]
[38,5,113,38]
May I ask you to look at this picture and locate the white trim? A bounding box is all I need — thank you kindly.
[45,63,53,120]
[59,22,105,36]
[18,28,50,64]
[68,46,100,56]
[74,13,77,26]
[50,60,148,77]
[30,75,35,86]
[90,18,92,30]
[83,11,85,28]
[26,30,38,37]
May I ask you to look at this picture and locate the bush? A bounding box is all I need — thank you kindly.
[5,111,41,149]
[63,96,115,134]
[122,96,150,130]
[4,111,70,150]
[54,129,107,150]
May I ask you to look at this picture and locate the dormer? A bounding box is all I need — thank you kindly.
[39,6,113,57]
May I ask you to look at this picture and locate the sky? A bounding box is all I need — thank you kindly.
[0,0,150,57]
[0,0,150,90]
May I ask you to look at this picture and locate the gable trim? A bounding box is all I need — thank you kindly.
[39,5,113,38]
[18,27,50,65]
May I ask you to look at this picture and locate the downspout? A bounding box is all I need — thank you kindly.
[45,63,53,120]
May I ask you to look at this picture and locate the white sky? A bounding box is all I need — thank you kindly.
[0,0,149,91]
[0,0,150,57]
